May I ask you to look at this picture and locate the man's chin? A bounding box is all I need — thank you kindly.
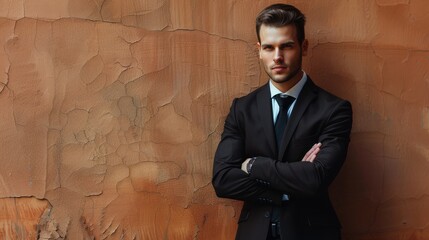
[271,76,292,84]
[269,68,302,84]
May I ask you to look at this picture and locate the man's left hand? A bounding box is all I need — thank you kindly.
[302,143,322,162]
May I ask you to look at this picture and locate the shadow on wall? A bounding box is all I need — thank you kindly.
[310,40,429,239]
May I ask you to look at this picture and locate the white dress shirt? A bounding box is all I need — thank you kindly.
[269,71,308,124]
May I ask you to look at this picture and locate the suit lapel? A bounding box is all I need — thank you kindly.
[256,84,277,158]
[278,78,318,161]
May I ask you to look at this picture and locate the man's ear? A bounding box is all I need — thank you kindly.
[257,42,262,59]
[301,39,309,56]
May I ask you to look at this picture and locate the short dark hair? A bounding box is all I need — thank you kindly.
[256,4,306,44]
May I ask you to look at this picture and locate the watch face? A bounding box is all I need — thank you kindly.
[247,158,255,173]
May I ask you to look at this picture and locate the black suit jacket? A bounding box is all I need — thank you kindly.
[212,77,353,240]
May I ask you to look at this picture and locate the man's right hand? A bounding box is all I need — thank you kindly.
[301,143,322,162]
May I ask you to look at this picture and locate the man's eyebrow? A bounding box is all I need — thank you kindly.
[261,40,295,47]
[281,40,295,45]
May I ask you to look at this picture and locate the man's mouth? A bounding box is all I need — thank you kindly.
[272,66,288,71]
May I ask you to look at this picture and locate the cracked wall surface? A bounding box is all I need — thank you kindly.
[0,0,428,239]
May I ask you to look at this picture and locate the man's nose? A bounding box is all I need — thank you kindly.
[273,49,283,63]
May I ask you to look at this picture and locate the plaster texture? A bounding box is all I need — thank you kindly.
[0,0,428,239]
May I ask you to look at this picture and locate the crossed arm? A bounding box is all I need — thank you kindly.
[241,143,322,173]
[239,143,322,202]
[212,99,352,203]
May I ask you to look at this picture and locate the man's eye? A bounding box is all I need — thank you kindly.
[263,46,273,50]
[281,44,293,49]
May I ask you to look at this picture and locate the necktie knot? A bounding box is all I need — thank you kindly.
[274,94,295,109]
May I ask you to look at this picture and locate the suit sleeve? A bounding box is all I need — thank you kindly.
[212,98,284,205]
[249,100,353,198]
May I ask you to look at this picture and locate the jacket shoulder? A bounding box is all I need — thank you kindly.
[234,84,268,105]
[310,81,351,107]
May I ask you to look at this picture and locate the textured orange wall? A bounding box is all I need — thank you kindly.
[0,0,428,239]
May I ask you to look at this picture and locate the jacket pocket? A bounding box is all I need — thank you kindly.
[305,214,341,228]
[237,209,250,223]
[298,200,341,228]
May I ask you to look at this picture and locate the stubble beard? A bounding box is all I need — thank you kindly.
[267,50,303,84]
[268,63,302,84]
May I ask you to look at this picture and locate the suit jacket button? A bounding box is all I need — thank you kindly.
[264,211,270,218]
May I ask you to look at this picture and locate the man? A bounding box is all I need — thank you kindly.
[212,4,353,240]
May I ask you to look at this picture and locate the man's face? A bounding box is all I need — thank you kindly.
[257,24,308,86]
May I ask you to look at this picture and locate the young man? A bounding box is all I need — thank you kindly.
[212,4,353,240]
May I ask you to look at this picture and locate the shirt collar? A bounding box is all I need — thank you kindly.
[269,71,308,99]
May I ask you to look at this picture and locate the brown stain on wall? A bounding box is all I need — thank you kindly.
[0,0,428,239]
